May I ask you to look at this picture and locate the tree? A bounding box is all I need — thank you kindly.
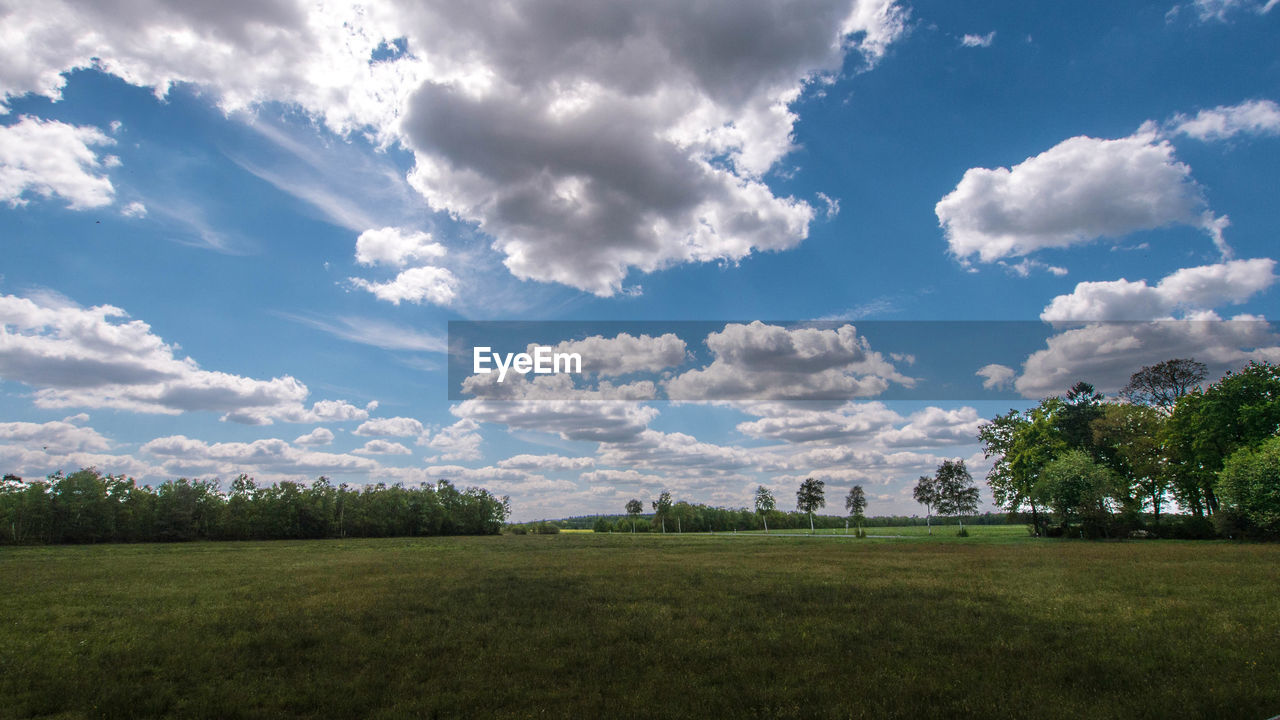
[1164,361,1280,516]
[1091,403,1169,525]
[651,491,672,533]
[1120,358,1208,415]
[1059,381,1105,458]
[754,485,776,533]
[933,459,980,531]
[1034,449,1120,537]
[1217,436,1280,538]
[844,485,866,534]
[625,498,642,533]
[912,475,939,534]
[795,478,825,534]
[979,399,1068,537]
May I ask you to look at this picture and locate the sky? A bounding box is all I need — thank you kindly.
[1,0,1278,521]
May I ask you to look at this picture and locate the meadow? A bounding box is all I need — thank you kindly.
[2,533,1277,719]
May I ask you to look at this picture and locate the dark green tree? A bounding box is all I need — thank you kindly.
[844,485,866,534]
[651,490,672,533]
[934,459,980,531]
[625,498,643,533]
[754,485,775,533]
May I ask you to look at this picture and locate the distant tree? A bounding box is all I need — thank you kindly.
[796,478,826,534]
[651,491,672,533]
[1120,358,1208,415]
[934,459,980,531]
[844,485,867,534]
[625,498,643,533]
[912,474,939,535]
[673,501,693,533]
[754,485,776,533]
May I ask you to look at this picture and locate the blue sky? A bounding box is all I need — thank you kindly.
[1,0,1278,520]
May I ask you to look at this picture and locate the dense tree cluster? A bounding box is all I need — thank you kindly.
[0,469,509,544]
[979,360,1280,539]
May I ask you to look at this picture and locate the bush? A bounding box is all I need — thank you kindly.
[1216,437,1280,539]
[956,526,969,537]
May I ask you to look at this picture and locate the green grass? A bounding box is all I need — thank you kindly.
[2,534,1277,719]
[738,523,1031,539]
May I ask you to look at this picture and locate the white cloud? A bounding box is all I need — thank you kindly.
[142,434,379,476]
[664,322,914,404]
[0,0,909,296]
[0,293,368,424]
[976,363,1016,390]
[1187,0,1276,21]
[497,454,594,472]
[936,128,1222,264]
[354,227,445,267]
[0,116,117,209]
[0,418,111,453]
[1040,258,1277,322]
[960,31,995,47]
[349,265,458,306]
[120,200,147,218]
[1168,99,1280,141]
[543,332,686,376]
[455,371,658,443]
[420,419,482,461]
[354,416,425,437]
[736,401,903,443]
[294,427,335,446]
[354,439,413,455]
[1013,317,1280,399]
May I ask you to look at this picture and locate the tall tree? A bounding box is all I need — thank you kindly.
[795,478,825,534]
[1120,358,1208,415]
[651,491,672,533]
[1091,403,1169,525]
[934,459,980,530]
[844,485,867,534]
[1059,381,1105,457]
[912,474,939,535]
[1164,361,1280,516]
[625,498,643,533]
[754,485,776,533]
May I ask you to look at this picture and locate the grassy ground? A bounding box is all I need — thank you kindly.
[2,534,1277,719]
[736,523,1031,539]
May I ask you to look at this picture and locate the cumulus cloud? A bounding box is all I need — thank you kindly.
[936,128,1223,264]
[0,293,369,424]
[543,332,686,376]
[349,265,458,306]
[1168,99,1280,141]
[736,400,903,443]
[0,418,111,453]
[1040,258,1277,322]
[0,116,117,209]
[0,0,908,295]
[354,227,446,267]
[354,416,425,437]
[497,454,595,472]
[294,427,335,446]
[960,31,995,47]
[142,434,379,476]
[1014,318,1280,398]
[976,363,1016,390]
[354,439,413,455]
[419,419,482,461]
[664,322,914,404]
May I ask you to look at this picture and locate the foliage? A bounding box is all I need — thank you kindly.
[1034,449,1121,538]
[933,459,980,523]
[1216,436,1280,539]
[795,477,825,533]
[651,490,673,532]
[844,485,867,524]
[0,469,508,544]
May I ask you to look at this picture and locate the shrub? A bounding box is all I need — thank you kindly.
[956,526,969,537]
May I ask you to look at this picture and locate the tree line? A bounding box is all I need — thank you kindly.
[0,468,509,544]
[979,359,1280,539]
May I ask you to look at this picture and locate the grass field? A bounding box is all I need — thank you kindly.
[3,533,1278,719]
